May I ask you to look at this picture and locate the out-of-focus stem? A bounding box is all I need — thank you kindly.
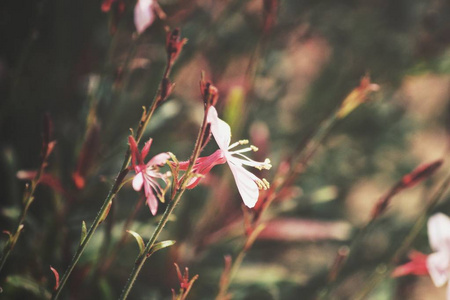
[0,178,40,273]
[0,120,53,274]
[119,106,211,300]
[216,245,247,300]
[352,172,450,300]
[257,111,339,223]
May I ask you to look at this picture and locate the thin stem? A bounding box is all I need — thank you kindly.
[119,189,186,300]
[119,106,211,300]
[0,133,51,273]
[256,111,339,223]
[214,109,345,298]
[97,195,145,277]
[52,169,128,300]
[216,245,247,300]
[0,191,32,273]
[352,173,450,300]
[51,48,176,300]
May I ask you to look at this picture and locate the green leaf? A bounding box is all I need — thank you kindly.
[148,240,176,256]
[99,200,112,224]
[6,275,51,299]
[127,230,145,255]
[80,221,87,245]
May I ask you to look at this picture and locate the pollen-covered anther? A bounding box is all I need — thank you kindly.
[239,139,249,145]
[250,145,259,152]
[255,158,272,170]
[256,178,270,190]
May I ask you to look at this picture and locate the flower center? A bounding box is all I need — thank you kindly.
[228,139,272,171]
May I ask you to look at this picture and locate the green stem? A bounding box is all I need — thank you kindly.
[0,139,50,274]
[119,106,211,299]
[51,169,128,300]
[52,50,174,299]
[118,189,186,300]
[97,195,145,277]
[216,246,247,300]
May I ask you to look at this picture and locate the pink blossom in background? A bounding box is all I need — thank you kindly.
[129,136,170,215]
[134,0,155,34]
[393,213,450,299]
[392,250,429,277]
[426,213,450,299]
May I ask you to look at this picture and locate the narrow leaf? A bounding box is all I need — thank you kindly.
[148,240,176,256]
[127,230,145,255]
[80,221,87,245]
[99,200,112,224]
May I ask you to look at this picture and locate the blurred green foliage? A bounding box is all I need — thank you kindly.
[1,0,450,299]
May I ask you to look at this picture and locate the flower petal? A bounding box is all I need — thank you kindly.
[128,136,140,167]
[134,0,155,35]
[426,251,450,287]
[132,172,144,191]
[141,138,153,161]
[391,251,428,277]
[148,152,170,166]
[146,189,158,215]
[207,106,231,151]
[428,213,450,252]
[227,160,259,208]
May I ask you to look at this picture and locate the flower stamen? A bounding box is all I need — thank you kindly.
[256,178,270,190]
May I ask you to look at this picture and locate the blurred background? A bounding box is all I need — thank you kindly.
[1,0,450,299]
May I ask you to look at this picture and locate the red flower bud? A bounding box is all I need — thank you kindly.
[166,28,187,63]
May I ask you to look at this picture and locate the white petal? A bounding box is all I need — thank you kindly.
[134,0,155,35]
[227,160,259,208]
[428,213,450,252]
[146,190,158,216]
[207,106,231,151]
[426,251,450,287]
[148,152,170,166]
[132,172,144,191]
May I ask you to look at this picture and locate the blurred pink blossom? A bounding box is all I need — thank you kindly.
[426,213,450,298]
[129,136,170,215]
[134,0,156,34]
[393,213,450,298]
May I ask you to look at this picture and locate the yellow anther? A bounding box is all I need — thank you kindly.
[250,145,259,152]
[264,158,272,169]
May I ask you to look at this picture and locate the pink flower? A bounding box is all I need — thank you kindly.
[129,136,170,215]
[178,149,227,189]
[393,213,450,298]
[134,0,156,35]
[392,250,429,277]
[181,107,271,208]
